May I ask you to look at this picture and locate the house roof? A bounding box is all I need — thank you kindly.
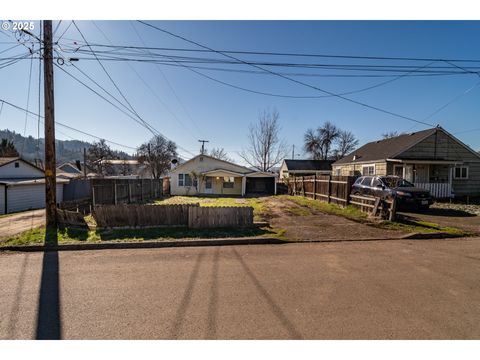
[0,177,70,186]
[283,159,335,171]
[333,128,437,165]
[171,154,252,174]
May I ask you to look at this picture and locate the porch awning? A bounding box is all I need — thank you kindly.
[386,159,463,165]
[202,169,245,178]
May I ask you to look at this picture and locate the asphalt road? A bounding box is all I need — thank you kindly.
[1,238,480,339]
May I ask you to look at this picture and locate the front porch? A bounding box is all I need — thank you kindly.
[387,160,459,198]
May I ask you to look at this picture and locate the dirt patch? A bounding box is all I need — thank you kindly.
[261,197,404,241]
[0,209,45,239]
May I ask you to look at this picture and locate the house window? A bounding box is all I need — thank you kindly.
[362,165,375,176]
[15,162,19,168]
[454,166,468,180]
[335,168,341,176]
[223,176,234,188]
[178,173,193,186]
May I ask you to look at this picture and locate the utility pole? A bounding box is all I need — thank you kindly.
[292,145,295,160]
[198,139,209,155]
[83,147,87,178]
[43,20,57,231]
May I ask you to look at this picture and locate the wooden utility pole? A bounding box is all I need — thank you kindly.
[198,139,209,155]
[43,20,57,230]
[83,147,87,178]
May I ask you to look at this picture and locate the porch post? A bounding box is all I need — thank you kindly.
[241,176,246,197]
[448,165,453,198]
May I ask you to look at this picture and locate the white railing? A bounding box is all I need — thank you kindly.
[414,182,453,198]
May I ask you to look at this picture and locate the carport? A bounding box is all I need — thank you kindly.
[244,171,277,195]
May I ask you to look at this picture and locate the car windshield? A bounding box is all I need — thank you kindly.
[381,177,414,188]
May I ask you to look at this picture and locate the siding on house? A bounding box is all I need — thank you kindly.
[452,162,480,196]
[0,160,44,179]
[333,161,387,176]
[397,130,480,162]
[170,155,251,196]
[0,184,5,215]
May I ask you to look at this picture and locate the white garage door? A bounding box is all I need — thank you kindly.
[0,184,5,215]
[6,184,64,214]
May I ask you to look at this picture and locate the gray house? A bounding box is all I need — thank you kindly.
[332,127,480,198]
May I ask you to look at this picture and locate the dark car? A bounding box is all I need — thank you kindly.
[352,175,433,210]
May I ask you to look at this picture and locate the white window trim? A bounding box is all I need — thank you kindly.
[453,165,469,180]
[361,164,376,176]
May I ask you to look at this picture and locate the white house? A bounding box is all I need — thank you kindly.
[169,154,277,196]
[0,157,68,215]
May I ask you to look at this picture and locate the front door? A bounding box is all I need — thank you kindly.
[204,176,213,194]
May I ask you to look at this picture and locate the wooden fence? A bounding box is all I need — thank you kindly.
[349,194,397,220]
[91,178,163,206]
[288,175,356,206]
[188,206,254,229]
[93,203,196,228]
[57,209,89,229]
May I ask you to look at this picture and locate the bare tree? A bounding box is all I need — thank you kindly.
[333,130,359,160]
[240,109,288,171]
[382,131,403,139]
[303,129,321,160]
[137,135,177,179]
[86,139,114,176]
[303,121,340,160]
[208,147,233,162]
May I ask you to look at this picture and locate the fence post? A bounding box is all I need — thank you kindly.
[389,196,397,221]
[114,179,118,205]
[313,174,317,200]
[92,185,96,207]
[327,175,332,203]
[293,175,296,195]
[128,182,132,203]
[302,176,305,197]
[141,179,144,202]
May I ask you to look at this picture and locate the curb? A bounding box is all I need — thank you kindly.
[0,232,470,253]
[0,237,286,252]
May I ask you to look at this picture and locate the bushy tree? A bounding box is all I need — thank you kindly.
[137,135,177,179]
[86,139,114,176]
[0,138,19,157]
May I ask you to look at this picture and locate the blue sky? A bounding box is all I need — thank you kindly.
[1,20,480,164]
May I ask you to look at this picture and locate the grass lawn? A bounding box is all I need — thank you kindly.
[278,195,471,236]
[154,196,268,222]
[0,224,283,247]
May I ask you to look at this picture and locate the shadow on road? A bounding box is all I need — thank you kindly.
[402,208,476,218]
[232,248,303,339]
[206,247,220,339]
[169,250,205,339]
[35,229,61,340]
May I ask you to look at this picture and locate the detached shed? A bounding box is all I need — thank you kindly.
[0,157,68,215]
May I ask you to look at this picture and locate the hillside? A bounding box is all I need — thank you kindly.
[0,129,134,164]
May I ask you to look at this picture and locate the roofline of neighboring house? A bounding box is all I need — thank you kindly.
[333,127,480,166]
[171,154,251,174]
[202,169,246,177]
[0,157,45,173]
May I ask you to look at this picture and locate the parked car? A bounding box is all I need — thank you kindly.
[352,175,433,211]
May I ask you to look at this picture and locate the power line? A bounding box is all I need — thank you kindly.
[0,97,139,151]
[56,39,480,63]
[137,21,436,128]
[91,21,200,141]
[21,53,34,155]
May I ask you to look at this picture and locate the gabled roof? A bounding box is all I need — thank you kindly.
[171,154,251,174]
[0,157,45,173]
[283,159,335,171]
[333,128,438,165]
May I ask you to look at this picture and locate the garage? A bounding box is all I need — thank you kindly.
[245,172,277,195]
[1,180,66,214]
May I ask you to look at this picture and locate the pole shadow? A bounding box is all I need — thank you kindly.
[232,248,303,339]
[169,250,205,339]
[35,228,61,340]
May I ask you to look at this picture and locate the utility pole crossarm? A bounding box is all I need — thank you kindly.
[198,139,209,155]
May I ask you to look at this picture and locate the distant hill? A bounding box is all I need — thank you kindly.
[0,129,134,164]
